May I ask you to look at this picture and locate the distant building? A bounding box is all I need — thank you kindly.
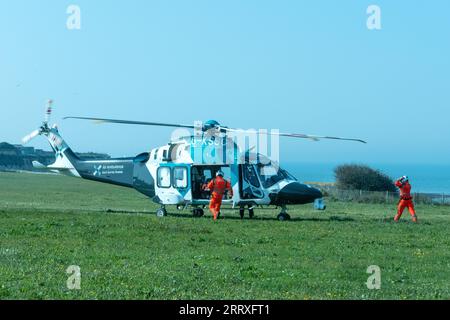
[0,142,20,156]
[0,142,26,170]
[12,145,35,156]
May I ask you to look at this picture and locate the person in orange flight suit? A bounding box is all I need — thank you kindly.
[205,170,233,221]
[394,176,418,223]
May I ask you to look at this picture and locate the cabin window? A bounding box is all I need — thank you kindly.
[173,167,188,189]
[157,166,171,188]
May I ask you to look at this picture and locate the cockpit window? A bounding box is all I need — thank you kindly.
[257,162,296,188]
[243,165,260,188]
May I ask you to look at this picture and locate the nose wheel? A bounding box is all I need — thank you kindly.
[277,213,291,221]
[277,206,291,221]
[156,207,167,217]
[192,208,204,218]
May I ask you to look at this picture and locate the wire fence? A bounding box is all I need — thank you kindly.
[311,185,450,206]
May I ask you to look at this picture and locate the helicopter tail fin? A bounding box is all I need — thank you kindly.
[21,99,82,177]
[39,126,82,177]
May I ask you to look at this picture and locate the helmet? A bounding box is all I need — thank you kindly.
[402,175,409,182]
[216,170,224,177]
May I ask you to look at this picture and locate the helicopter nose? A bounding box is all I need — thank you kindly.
[272,182,323,205]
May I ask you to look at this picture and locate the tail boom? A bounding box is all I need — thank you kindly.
[42,127,134,187]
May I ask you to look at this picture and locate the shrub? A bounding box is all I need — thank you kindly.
[334,164,397,192]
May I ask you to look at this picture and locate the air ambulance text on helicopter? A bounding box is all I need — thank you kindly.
[22,100,366,221]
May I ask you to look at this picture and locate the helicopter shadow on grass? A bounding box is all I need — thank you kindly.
[164,211,355,223]
[103,209,427,225]
[102,208,355,222]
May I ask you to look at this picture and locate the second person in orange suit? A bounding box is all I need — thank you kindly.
[394,176,418,223]
[206,170,233,220]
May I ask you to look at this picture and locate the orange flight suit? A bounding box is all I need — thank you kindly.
[394,179,417,222]
[206,176,233,220]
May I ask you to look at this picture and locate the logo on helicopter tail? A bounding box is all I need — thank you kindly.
[49,132,64,149]
[93,165,103,176]
[93,164,124,176]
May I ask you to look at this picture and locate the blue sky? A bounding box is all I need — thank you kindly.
[1,0,449,164]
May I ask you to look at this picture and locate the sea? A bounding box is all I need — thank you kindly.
[283,162,450,194]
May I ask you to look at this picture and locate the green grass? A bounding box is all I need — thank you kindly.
[0,172,449,300]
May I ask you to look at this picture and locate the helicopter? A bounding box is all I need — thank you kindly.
[22,100,366,221]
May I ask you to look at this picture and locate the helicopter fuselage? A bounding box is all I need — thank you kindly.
[39,128,324,220]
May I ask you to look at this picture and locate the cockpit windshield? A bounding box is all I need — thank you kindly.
[257,162,297,188]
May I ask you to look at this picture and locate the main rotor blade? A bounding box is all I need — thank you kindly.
[63,117,366,143]
[64,117,196,129]
[222,128,367,144]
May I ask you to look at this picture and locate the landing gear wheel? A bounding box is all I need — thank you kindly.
[193,208,204,218]
[248,208,255,219]
[239,208,245,219]
[277,213,291,221]
[156,208,167,217]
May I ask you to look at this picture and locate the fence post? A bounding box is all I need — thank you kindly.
[443,193,445,205]
[386,191,389,203]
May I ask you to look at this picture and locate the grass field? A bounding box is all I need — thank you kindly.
[0,172,449,300]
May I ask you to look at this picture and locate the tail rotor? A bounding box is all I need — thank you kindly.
[22,99,54,144]
[44,99,53,124]
[22,129,41,144]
